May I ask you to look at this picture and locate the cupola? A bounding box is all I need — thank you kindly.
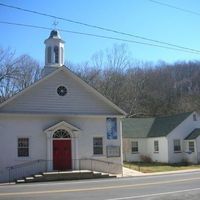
[42,30,65,76]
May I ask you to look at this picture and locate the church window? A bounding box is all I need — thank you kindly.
[57,86,67,96]
[54,46,59,63]
[93,137,103,155]
[47,47,51,63]
[53,129,70,138]
[18,138,29,157]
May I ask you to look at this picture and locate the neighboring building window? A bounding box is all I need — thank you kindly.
[189,141,195,152]
[93,137,103,155]
[174,139,181,152]
[154,140,159,152]
[47,46,51,63]
[18,138,29,157]
[131,141,138,153]
[193,114,197,121]
[54,46,59,63]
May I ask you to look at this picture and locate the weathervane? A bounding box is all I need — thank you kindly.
[52,19,59,29]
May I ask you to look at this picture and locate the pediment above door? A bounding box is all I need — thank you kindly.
[44,121,81,138]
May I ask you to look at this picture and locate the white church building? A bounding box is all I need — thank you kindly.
[0,30,126,182]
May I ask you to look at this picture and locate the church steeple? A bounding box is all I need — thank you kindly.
[42,30,65,76]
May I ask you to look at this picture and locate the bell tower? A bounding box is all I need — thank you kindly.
[42,30,65,76]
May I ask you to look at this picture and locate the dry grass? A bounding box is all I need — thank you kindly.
[124,162,200,173]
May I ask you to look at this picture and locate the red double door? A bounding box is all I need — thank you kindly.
[53,140,72,171]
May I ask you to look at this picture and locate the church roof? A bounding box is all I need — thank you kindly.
[0,66,126,116]
[44,29,64,44]
[49,30,60,39]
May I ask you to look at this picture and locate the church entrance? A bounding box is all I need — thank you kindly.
[53,140,72,170]
[52,129,72,171]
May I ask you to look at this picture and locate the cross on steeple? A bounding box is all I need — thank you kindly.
[52,19,59,29]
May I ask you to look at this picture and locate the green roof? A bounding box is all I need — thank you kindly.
[185,128,200,140]
[122,118,154,138]
[122,112,192,138]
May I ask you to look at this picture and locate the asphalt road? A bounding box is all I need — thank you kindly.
[1,171,200,200]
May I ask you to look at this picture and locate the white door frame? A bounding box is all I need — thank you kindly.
[44,121,81,171]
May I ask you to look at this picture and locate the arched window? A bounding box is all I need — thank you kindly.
[53,129,70,138]
[47,47,51,63]
[54,46,59,63]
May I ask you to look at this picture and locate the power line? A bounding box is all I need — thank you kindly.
[147,0,200,17]
[0,20,200,55]
[0,2,200,54]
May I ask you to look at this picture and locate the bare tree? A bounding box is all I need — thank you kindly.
[69,44,200,116]
[14,54,41,90]
[0,47,41,102]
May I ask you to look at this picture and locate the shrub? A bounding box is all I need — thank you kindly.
[180,158,189,166]
[140,155,152,163]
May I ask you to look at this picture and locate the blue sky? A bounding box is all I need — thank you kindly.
[0,0,200,66]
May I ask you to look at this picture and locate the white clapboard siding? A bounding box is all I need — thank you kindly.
[0,70,120,115]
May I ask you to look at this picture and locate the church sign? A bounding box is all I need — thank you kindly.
[106,146,120,157]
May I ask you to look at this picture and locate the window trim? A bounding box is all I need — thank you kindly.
[93,137,103,155]
[154,140,159,153]
[173,139,181,153]
[131,141,139,154]
[17,138,29,157]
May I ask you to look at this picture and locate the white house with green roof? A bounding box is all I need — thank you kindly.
[122,112,200,164]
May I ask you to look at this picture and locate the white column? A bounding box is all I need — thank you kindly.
[46,132,53,171]
[73,131,80,170]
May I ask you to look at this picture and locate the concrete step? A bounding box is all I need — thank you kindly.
[16,179,25,183]
[91,172,114,178]
[16,170,116,183]
[25,177,34,180]
[34,174,43,178]
[25,177,35,183]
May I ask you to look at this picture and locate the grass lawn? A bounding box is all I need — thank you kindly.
[124,162,200,173]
